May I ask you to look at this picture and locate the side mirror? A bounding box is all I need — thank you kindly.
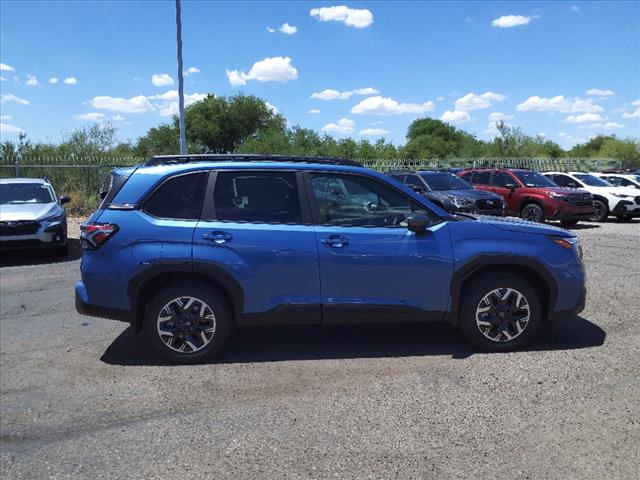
[411,185,426,194]
[504,183,518,190]
[60,195,71,205]
[407,213,431,234]
[567,182,579,189]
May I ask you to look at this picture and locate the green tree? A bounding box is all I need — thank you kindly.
[403,118,482,158]
[134,124,180,158]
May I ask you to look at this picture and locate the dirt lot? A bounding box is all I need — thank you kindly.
[1,219,639,479]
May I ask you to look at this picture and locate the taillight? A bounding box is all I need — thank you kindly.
[80,223,119,250]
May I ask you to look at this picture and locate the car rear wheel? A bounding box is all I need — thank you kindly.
[143,282,232,364]
[616,215,632,222]
[590,199,608,222]
[459,273,541,351]
[521,203,544,223]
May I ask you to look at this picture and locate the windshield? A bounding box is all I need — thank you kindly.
[574,174,612,187]
[421,172,472,190]
[513,171,557,188]
[0,183,55,205]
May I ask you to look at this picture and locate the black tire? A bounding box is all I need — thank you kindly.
[458,273,541,352]
[590,199,608,222]
[560,219,579,228]
[143,282,232,364]
[521,203,544,223]
[616,215,632,222]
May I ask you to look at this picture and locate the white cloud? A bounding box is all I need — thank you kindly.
[311,87,379,100]
[308,108,321,114]
[310,5,374,28]
[564,113,605,123]
[0,93,29,105]
[516,95,603,113]
[351,96,434,115]
[359,128,389,136]
[0,63,15,72]
[632,100,640,106]
[441,110,471,124]
[0,77,6,82]
[0,123,24,134]
[586,88,614,97]
[266,27,276,33]
[226,56,298,86]
[491,15,534,28]
[455,92,505,111]
[91,95,152,113]
[488,112,514,122]
[621,108,640,119]
[151,73,174,87]
[74,112,107,121]
[0,114,12,120]
[279,23,298,34]
[63,77,77,85]
[265,102,279,114]
[25,74,39,86]
[570,5,581,12]
[147,90,207,116]
[322,118,355,134]
[49,77,59,84]
[603,122,625,130]
[184,66,200,75]
[112,115,125,122]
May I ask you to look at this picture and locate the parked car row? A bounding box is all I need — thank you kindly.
[391,168,640,225]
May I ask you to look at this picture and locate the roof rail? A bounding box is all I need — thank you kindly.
[144,154,362,167]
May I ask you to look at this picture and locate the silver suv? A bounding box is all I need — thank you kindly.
[0,178,70,255]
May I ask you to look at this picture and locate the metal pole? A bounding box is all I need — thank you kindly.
[175,0,187,155]
[14,157,20,177]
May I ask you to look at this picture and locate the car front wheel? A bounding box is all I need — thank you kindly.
[143,282,232,364]
[590,199,608,222]
[459,273,541,351]
[521,203,544,223]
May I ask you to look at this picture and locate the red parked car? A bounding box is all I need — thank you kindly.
[458,168,594,226]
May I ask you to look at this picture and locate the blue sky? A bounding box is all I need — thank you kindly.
[1,1,639,149]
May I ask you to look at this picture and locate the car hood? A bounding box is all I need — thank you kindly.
[0,202,60,221]
[472,215,574,237]
[436,189,502,200]
[580,185,639,195]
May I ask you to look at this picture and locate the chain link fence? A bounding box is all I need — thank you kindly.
[0,155,624,214]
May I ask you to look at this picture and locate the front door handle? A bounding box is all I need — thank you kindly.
[203,231,233,244]
[321,235,350,248]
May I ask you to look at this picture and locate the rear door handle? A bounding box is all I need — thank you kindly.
[321,235,350,248]
[203,231,233,244]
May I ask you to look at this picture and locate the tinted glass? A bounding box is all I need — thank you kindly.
[421,172,472,190]
[490,172,514,187]
[404,175,426,188]
[460,172,474,182]
[144,173,206,219]
[547,174,571,187]
[513,171,557,187]
[214,171,302,224]
[310,173,432,227]
[574,174,611,187]
[0,183,55,204]
[471,171,491,185]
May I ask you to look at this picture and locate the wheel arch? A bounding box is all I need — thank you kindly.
[519,198,545,214]
[449,255,557,326]
[128,263,244,333]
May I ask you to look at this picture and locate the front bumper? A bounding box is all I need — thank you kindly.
[548,287,586,321]
[612,200,640,217]
[75,282,132,323]
[0,220,67,250]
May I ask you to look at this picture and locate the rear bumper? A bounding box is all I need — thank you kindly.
[548,286,586,321]
[75,282,132,323]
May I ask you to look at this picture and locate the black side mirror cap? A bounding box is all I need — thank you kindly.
[60,195,71,205]
[407,213,431,234]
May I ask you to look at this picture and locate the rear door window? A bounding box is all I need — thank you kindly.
[472,171,491,185]
[490,172,513,187]
[213,171,303,224]
[144,172,207,220]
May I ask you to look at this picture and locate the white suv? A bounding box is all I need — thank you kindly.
[544,172,640,222]
[591,172,640,190]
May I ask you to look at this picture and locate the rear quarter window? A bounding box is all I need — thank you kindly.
[143,172,207,220]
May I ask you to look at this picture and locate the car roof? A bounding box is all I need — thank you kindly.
[144,154,361,167]
[0,177,49,184]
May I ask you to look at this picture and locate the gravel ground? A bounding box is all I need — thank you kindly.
[1,220,639,479]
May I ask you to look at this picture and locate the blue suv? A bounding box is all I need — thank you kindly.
[75,155,586,363]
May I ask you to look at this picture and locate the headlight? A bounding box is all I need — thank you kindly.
[42,212,64,222]
[448,195,474,207]
[550,236,582,259]
[548,192,568,201]
[611,192,631,198]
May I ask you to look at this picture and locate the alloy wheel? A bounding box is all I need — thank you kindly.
[522,205,543,222]
[156,296,216,353]
[475,288,531,342]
